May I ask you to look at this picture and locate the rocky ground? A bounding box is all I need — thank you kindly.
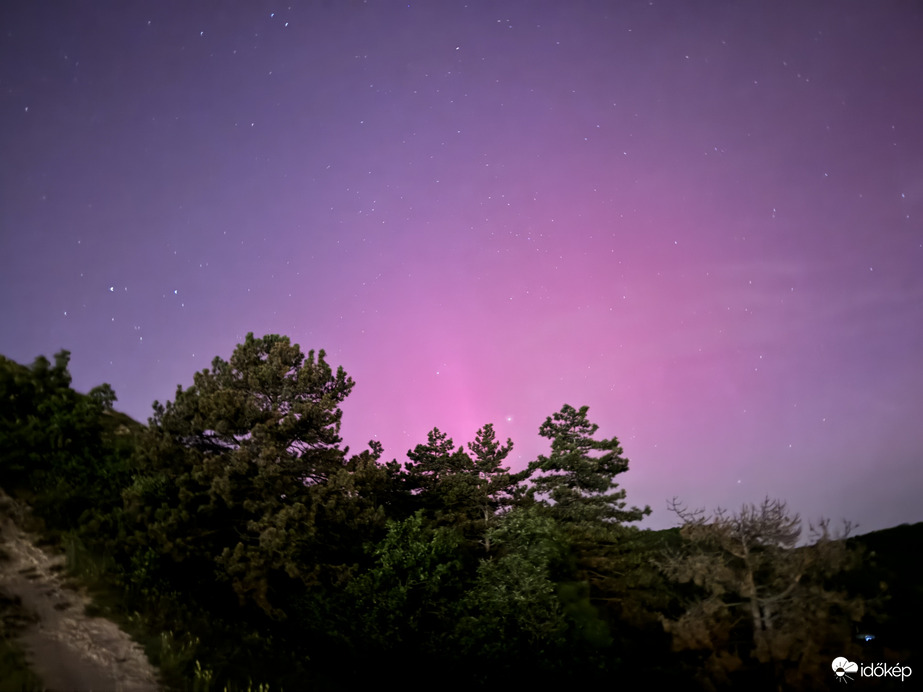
[0,490,161,691]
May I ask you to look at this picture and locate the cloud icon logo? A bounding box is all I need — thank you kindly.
[832,657,859,682]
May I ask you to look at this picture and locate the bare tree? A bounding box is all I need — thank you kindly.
[659,497,864,690]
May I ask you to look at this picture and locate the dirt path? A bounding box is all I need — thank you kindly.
[0,491,161,691]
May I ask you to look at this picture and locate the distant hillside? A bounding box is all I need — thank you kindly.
[844,523,922,666]
[99,407,146,437]
[1,352,145,437]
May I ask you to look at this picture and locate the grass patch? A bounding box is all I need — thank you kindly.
[0,640,43,692]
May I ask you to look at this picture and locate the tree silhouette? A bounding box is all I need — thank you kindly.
[661,497,864,689]
[527,404,649,528]
[126,333,362,616]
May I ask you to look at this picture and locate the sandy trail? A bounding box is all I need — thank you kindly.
[0,491,161,691]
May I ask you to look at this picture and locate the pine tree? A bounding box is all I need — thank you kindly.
[404,424,529,549]
[126,333,363,617]
[405,427,466,494]
[527,404,649,528]
[466,423,529,550]
[403,427,482,540]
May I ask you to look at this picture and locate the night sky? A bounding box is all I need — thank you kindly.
[2,1,922,533]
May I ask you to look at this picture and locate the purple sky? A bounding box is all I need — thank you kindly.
[3,1,922,532]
